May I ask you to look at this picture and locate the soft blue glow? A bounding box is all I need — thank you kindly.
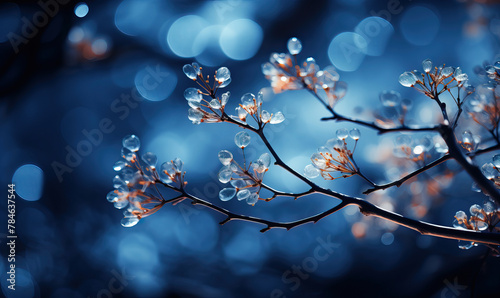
[74,3,89,18]
[0,3,20,43]
[117,233,159,272]
[167,15,208,58]
[328,32,366,72]
[219,19,263,60]
[381,232,395,245]
[355,17,394,56]
[1,268,35,298]
[400,6,440,46]
[115,0,155,36]
[12,164,44,201]
[193,25,227,67]
[175,212,219,252]
[134,64,177,101]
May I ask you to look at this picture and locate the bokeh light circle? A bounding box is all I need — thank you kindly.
[74,3,89,18]
[167,15,208,58]
[354,17,394,56]
[328,32,366,72]
[115,0,156,37]
[219,19,263,60]
[12,164,44,201]
[400,6,440,46]
[134,64,177,101]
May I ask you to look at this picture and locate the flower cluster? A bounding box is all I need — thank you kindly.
[374,90,413,128]
[106,135,185,227]
[453,201,499,249]
[392,134,448,165]
[304,128,361,180]
[476,61,500,84]
[458,130,481,153]
[183,62,231,124]
[480,154,500,189]
[466,84,500,131]
[183,63,286,127]
[262,37,347,108]
[233,91,285,126]
[217,131,271,205]
[399,58,470,103]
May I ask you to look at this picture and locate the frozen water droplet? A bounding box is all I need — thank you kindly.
[121,147,136,162]
[471,182,481,192]
[121,216,139,227]
[336,128,349,140]
[241,93,255,107]
[458,241,473,250]
[192,62,201,75]
[107,190,120,203]
[401,98,413,110]
[188,108,204,124]
[399,71,417,87]
[237,189,251,201]
[493,154,500,168]
[441,66,454,78]
[114,199,128,209]
[334,81,347,99]
[183,64,197,80]
[123,135,140,152]
[247,193,258,205]
[236,106,248,121]
[114,160,128,171]
[235,131,251,148]
[218,166,232,183]
[484,201,495,214]
[219,187,236,201]
[113,175,126,189]
[141,152,157,168]
[270,111,285,124]
[454,67,468,82]
[218,150,233,166]
[259,153,271,168]
[184,88,202,102]
[215,67,231,83]
[349,128,361,140]
[262,62,277,76]
[469,204,482,216]
[379,90,401,107]
[422,59,432,73]
[221,91,230,106]
[481,163,496,179]
[230,179,247,189]
[455,210,467,221]
[159,162,173,183]
[304,164,320,178]
[219,77,231,88]
[311,153,326,169]
[209,99,222,109]
[287,37,302,55]
[261,110,271,123]
[172,158,183,173]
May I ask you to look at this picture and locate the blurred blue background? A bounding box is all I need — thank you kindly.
[1,0,500,297]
